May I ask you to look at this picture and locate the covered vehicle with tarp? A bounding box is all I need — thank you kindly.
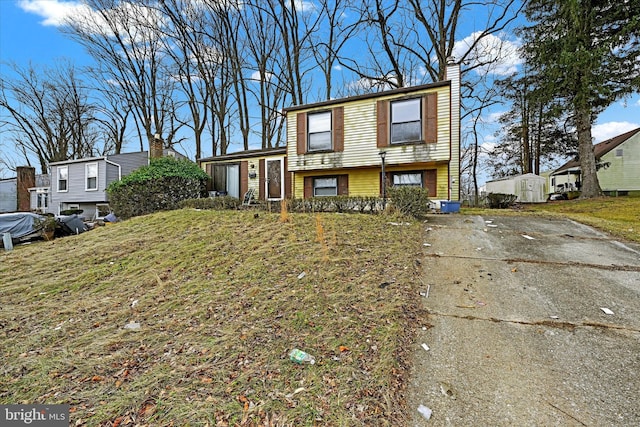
[0,212,48,246]
[55,214,88,236]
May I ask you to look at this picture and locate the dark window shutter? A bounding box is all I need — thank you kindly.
[423,93,437,143]
[338,174,349,195]
[304,176,313,199]
[240,161,248,198]
[258,159,265,200]
[297,112,307,155]
[424,169,437,198]
[333,107,344,152]
[283,157,292,199]
[377,100,389,148]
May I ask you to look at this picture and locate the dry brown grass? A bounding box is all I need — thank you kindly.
[0,209,427,426]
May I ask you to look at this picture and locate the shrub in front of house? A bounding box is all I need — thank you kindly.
[386,186,431,218]
[107,157,209,219]
[179,196,241,210]
[289,196,381,213]
[486,193,518,209]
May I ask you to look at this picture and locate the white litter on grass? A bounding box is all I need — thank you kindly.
[522,234,535,240]
[388,222,411,226]
[550,315,560,319]
[417,404,432,420]
[131,299,139,308]
[124,321,141,330]
[297,272,306,280]
[423,243,432,247]
[486,224,498,228]
[485,220,493,224]
[600,307,614,315]
[421,343,430,352]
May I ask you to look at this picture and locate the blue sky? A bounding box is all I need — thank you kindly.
[1,0,639,181]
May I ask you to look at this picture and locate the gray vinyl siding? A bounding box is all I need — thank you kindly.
[50,152,150,216]
[107,152,149,177]
[0,178,17,212]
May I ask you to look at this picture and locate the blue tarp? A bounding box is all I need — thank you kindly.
[0,212,45,239]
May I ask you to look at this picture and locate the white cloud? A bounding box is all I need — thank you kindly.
[592,121,640,142]
[250,71,273,82]
[453,32,523,76]
[333,65,343,71]
[636,99,640,107]
[18,0,89,26]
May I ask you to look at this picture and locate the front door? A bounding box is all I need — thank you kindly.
[266,159,282,200]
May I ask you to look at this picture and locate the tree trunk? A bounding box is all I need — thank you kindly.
[575,107,602,198]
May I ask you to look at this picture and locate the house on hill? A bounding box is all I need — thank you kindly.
[49,148,185,219]
[550,127,640,196]
[199,62,461,204]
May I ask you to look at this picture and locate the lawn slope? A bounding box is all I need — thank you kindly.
[0,209,426,426]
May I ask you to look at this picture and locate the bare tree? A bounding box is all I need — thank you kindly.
[0,61,101,173]
[310,0,360,100]
[64,0,180,151]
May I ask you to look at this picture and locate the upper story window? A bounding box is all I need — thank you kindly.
[57,166,68,192]
[308,111,332,151]
[86,163,98,191]
[391,98,421,144]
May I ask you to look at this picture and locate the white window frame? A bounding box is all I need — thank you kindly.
[37,191,48,210]
[57,166,68,192]
[390,98,422,144]
[308,111,332,151]
[86,163,98,191]
[392,172,423,187]
[313,177,338,197]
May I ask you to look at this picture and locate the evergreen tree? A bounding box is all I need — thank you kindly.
[520,0,640,198]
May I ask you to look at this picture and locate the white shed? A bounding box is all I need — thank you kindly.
[485,173,547,203]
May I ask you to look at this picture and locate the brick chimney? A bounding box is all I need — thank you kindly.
[150,133,164,159]
[16,166,35,212]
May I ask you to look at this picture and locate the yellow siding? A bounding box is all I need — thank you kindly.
[292,163,449,199]
[293,169,380,198]
[287,85,452,172]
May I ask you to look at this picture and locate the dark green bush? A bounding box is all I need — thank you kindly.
[486,193,518,209]
[107,157,209,219]
[289,196,381,213]
[179,196,241,210]
[387,186,430,218]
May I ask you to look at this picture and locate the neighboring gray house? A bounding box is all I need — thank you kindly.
[0,177,17,213]
[29,174,51,214]
[1,167,46,213]
[49,150,186,219]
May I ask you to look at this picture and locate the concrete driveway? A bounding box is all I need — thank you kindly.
[407,214,640,426]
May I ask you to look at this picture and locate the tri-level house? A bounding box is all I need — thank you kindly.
[49,148,185,219]
[199,62,461,203]
[285,62,461,201]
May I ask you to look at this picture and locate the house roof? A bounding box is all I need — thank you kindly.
[486,173,545,183]
[553,127,640,174]
[198,146,286,163]
[283,80,449,113]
